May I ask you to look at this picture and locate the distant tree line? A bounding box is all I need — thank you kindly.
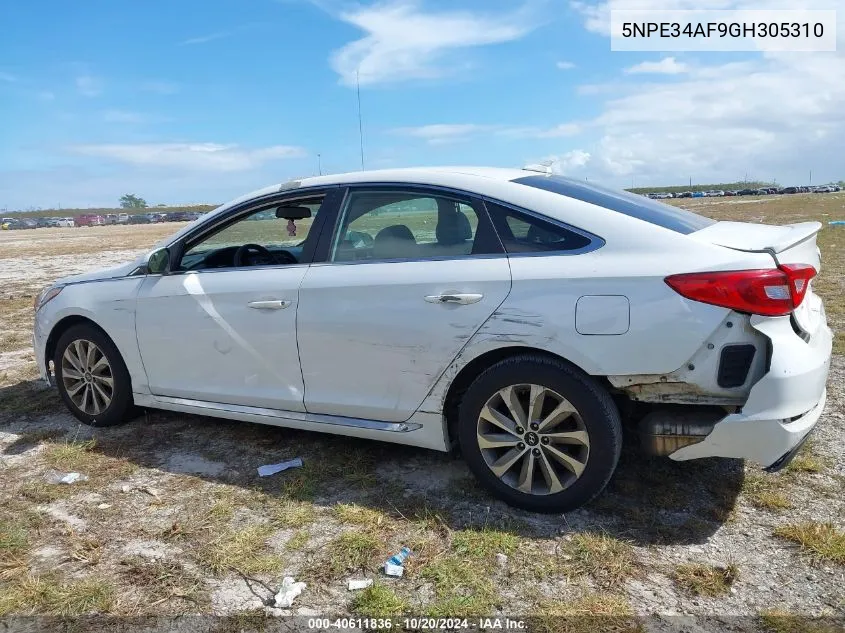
[119,194,147,209]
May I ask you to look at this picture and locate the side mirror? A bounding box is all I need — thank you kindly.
[146,247,171,275]
[275,206,312,220]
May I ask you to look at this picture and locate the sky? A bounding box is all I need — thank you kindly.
[1,0,843,209]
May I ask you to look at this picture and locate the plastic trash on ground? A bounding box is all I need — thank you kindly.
[383,546,411,577]
[274,576,306,608]
[46,471,88,485]
[258,458,304,477]
[829,220,845,226]
[348,579,373,591]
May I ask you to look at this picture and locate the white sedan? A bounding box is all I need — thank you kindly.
[32,167,832,512]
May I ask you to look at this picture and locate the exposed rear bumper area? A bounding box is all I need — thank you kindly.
[669,314,832,468]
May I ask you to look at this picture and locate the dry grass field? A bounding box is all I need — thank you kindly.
[0,193,843,629]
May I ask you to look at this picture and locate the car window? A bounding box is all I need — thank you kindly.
[513,174,714,234]
[486,202,596,253]
[330,190,498,262]
[178,197,324,271]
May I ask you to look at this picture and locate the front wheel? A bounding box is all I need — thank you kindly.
[458,355,622,513]
[54,324,135,427]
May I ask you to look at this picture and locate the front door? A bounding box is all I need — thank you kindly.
[297,187,511,422]
[135,193,331,411]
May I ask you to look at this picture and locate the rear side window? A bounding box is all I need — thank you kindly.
[513,174,714,234]
[485,201,598,254]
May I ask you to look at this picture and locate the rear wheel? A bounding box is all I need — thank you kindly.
[54,324,135,427]
[458,355,622,513]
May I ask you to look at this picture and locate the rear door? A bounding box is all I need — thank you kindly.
[296,186,511,422]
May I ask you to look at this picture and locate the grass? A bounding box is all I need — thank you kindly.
[0,516,34,581]
[773,522,845,565]
[197,524,284,576]
[350,583,409,618]
[120,558,208,608]
[420,556,498,616]
[320,531,385,578]
[0,574,115,616]
[272,499,316,528]
[451,527,520,559]
[783,441,827,475]
[333,503,392,530]
[563,532,638,587]
[533,593,640,633]
[41,439,136,482]
[285,530,310,551]
[0,381,61,416]
[0,518,30,555]
[759,609,844,633]
[742,473,794,511]
[673,563,738,596]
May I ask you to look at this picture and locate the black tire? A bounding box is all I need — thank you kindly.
[54,323,135,427]
[458,354,622,513]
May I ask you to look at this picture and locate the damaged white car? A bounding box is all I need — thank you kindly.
[32,167,832,512]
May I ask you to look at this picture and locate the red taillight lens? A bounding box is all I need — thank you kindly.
[665,265,816,317]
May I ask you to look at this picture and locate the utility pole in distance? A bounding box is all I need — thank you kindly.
[356,69,365,171]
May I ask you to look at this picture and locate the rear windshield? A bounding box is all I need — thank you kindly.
[513,174,714,234]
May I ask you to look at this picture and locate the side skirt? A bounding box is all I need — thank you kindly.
[132,393,450,451]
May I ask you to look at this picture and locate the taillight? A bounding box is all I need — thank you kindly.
[665,264,816,316]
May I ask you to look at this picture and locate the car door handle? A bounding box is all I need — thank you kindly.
[247,300,291,310]
[424,293,483,305]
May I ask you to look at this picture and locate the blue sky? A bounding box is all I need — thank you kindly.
[1,0,843,209]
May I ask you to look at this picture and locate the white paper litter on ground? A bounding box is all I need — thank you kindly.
[258,458,304,477]
[47,471,89,485]
[274,576,306,607]
[348,579,373,591]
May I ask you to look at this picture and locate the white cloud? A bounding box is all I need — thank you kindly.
[67,143,306,172]
[557,0,845,186]
[537,123,582,137]
[330,1,538,86]
[181,32,230,45]
[392,123,492,144]
[624,57,688,75]
[556,61,576,70]
[75,75,103,97]
[395,121,584,144]
[544,150,592,174]
[140,80,179,94]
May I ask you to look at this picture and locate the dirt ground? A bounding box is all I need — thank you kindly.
[1,195,844,631]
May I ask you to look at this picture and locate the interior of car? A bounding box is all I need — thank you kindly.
[333,193,480,262]
[176,197,324,270]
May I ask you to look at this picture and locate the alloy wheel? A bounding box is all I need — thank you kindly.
[61,339,114,415]
[476,384,590,495]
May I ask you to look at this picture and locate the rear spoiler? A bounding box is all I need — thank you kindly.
[689,221,822,254]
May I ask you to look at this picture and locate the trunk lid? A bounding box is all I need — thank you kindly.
[690,221,824,333]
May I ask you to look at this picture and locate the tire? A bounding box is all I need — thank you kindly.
[458,354,622,513]
[54,323,135,427]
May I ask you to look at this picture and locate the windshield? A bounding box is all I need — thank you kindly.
[513,174,714,235]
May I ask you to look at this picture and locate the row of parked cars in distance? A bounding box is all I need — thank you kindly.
[0,211,203,229]
[645,184,842,199]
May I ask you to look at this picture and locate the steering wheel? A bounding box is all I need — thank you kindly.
[234,243,277,267]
